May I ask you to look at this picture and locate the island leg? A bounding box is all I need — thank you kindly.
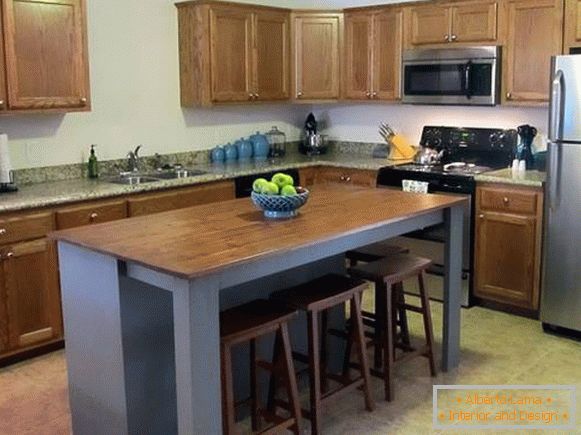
[442,205,464,372]
[172,276,222,435]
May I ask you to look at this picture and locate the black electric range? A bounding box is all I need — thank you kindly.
[376,126,517,307]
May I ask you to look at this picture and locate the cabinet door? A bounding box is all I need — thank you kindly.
[474,212,539,309]
[3,239,62,350]
[293,14,342,100]
[451,2,498,43]
[503,0,563,104]
[344,13,373,100]
[210,7,254,103]
[565,0,581,51]
[373,9,403,101]
[0,11,7,113]
[254,11,290,101]
[2,0,89,110]
[408,5,451,46]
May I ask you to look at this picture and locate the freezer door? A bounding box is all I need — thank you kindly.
[541,142,581,331]
[549,56,581,143]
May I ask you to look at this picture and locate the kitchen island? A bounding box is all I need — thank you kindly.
[52,184,466,435]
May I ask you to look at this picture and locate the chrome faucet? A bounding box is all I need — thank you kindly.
[127,145,142,173]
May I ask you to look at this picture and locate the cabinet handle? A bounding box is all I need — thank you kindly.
[444,34,450,41]
[0,100,4,108]
[366,91,371,98]
[80,97,87,104]
[254,93,259,99]
[506,92,512,100]
[0,228,6,235]
[345,176,352,182]
[297,91,303,98]
[503,197,510,204]
[450,34,457,41]
[89,212,99,221]
[248,93,254,100]
[479,214,485,219]
[372,92,378,98]
[5,251,14,259]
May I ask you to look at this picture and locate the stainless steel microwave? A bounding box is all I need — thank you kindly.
[402,46,501,106]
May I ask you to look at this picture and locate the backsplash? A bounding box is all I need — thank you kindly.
[12,140,386,185]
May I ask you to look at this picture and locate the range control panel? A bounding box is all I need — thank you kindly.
[420,126,518,151]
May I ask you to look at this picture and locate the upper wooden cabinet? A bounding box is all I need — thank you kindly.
[565,0,581,52]
[1,0,90,112]
[177,1,290,106]
[501,0,564,105]
[343,8,403,101]
[291,12,343,101]
[405,1,498,47]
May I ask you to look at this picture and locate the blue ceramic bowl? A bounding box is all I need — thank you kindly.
[251,190,309,219]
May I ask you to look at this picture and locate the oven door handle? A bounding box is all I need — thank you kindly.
[440,182,469,193]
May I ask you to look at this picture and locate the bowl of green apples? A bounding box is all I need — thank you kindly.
[251,172,309,219]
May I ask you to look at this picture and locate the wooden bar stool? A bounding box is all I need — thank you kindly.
[345,242,409,267]
[346,243,411,369]
[269,274,374,435]
[349,254,437,402]
[220,299,302,435]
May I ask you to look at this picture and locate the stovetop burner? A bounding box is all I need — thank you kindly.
[392,162,493,177]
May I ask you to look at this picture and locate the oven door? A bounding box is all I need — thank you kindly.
[402,59,498,106]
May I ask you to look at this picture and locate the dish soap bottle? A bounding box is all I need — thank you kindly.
[88,145,99,179]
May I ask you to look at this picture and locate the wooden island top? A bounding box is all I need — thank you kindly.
[52,184,466,279]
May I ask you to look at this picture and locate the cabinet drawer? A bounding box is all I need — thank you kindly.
[128,181,235,217]
[478,186,539,215]
[0,212,54,245]
[56,200,127,230]
[316,167,377,187]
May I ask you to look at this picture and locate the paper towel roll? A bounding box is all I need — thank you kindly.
[0,134,13,184]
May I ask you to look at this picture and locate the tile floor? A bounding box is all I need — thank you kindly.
[1,295,580,435]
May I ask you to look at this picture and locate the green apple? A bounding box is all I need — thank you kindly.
[281,185,297,196]
[271,173,291,189]
[252,178,268,193]
[283,174,294,186]
[262,181,279,195]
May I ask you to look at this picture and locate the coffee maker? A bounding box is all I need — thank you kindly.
[516,124,537,168]
[299,113,328,155]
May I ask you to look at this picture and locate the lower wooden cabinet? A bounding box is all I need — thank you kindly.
[565,0,581,52]
[315,167,378,187]
[1,239,62,350]
[474,184,543,312]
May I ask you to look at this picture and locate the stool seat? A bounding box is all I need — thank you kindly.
[350,254,432,286]
[271,274,367,311]
[346,242,409,264]
[221,299,297,344]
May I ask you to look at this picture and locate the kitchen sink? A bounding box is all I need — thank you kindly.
[148,169,207,179]
[106,175,161,185]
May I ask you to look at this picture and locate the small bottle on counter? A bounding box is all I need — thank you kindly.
[88,144,99,179]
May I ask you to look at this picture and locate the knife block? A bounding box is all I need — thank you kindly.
[388,135,417,161]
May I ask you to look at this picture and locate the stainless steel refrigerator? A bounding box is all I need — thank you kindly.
[541,55,581,333]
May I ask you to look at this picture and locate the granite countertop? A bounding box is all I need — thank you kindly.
[474,168,546,188]
[0,154,403,213]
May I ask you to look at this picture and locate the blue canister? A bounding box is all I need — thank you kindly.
[211,146,225,163]
[235,138,253,160]
[224,143,238,161]
[250,131,269,160]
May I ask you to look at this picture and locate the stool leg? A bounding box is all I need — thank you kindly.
[351,294,374,412]
[266,328,282,416]
[220,342,236,435]
[374,280,387,369]
[418,272,437,377]
[307,310,322,435]
[279,323,302,435]
[395,282,411,349]
[250,339,260,431]
[320,310,329,393]
[383,284,395,402]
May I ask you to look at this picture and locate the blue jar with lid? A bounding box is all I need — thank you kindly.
[235,138,253,160]
[211,146,225,163]
[224,143,238,161]
[250,131,269,160]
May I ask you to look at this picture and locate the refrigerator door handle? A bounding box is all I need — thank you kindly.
[549,69,564,142]
[548,142,561,211]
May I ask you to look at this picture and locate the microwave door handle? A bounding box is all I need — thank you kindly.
[464,61,473,99]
